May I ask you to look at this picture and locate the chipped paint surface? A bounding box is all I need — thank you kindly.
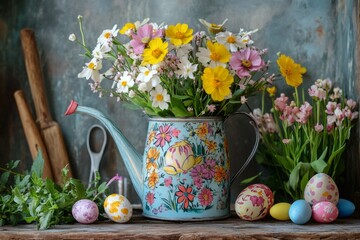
[0,0,358,204]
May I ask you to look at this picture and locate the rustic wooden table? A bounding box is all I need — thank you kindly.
[1,212,359,240]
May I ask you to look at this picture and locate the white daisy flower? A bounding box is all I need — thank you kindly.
[238,28,258,46]
[196,47,211,66]
[116,71,134,93]
[136,65,161,92]
[68,33,76,42]
[78,58,102,82]
[92,43,111,59]
[175,57,197,80]
[150,85,170,110]
[97,24,118,46]
[136,66,158,83]
[168,44,193,58]
[215,31,244,52]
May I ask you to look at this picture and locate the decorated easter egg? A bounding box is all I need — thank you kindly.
[312,201,338,223]
[269,202,291,220]
[72,199,99,224]
[235,184,274,221]
[289,199,312,225]
[337,198,355,218]
[304,173,339,205]
[104,194,133,223]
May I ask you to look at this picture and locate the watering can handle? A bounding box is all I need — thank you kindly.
[226,112,260,186]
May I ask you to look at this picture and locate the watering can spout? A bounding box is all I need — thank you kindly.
[65,100,143,198]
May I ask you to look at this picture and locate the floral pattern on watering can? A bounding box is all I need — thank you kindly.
[142,117,231,220]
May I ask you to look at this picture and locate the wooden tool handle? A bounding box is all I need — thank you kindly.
[20,28,52,128]
[14,90,53,179]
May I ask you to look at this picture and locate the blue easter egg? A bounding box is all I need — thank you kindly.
[337,198,355,218]
[289,199,312,224]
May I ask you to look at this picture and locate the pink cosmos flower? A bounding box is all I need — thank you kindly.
[190,164,206,179]
[164,176,172,187]
[171,128,180,137]
[130,24,163,54]
[193,177,203,190]
[203,159,216,179]
[198,187,214,207]
[230,48,265,78]
[155,125,172,147]
[146,192,155,206]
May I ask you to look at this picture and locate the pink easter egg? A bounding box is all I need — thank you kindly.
[312,201,338,223]
[72,199,99,224]
[304,173,339,205]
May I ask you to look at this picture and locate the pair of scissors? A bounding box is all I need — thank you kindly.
[87,124,107,187]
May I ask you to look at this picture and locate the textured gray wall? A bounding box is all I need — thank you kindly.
[0,0,359,205]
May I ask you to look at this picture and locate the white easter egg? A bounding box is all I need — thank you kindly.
[235,184,274,221]
[72,199,99,224]
[304,173,339,205]
[104,194,133,223]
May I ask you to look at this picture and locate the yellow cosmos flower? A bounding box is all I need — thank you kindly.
[148,170,159,189]
[142,38,168,65]
[196,123,208,140]
[201,66,234,101]
[120,22,135,35]
[277,54,307,88]
[146,147,160,170]
[207,40,231,64]
[199,19,228,34]
[166,23,193,46]
[266,86,277,97]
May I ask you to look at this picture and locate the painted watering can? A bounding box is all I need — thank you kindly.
[65,100,259,221]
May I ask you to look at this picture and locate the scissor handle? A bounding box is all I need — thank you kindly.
[87,124,107,157]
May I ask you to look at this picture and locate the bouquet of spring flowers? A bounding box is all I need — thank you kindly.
[69,17,273,117]
[253,54,359,201]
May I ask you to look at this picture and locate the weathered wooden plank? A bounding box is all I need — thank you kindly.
[1,213,360,240]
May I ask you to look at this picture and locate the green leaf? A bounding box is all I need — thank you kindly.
[97,182,108,196]
[300,171,310,193]
[289,163,302,191]
[274,154,293,171]
[70,178,86,199]
[31,150,44,178]
[172,94,190,100]
[39,210,54,230]
[239,172,262,185]
[311,159,328,173]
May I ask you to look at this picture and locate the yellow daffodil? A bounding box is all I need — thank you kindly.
[277,54,307,88]
[142,38,168,65]
[201,66,234,101]
[266,86,277,97]
[166,23,193,46]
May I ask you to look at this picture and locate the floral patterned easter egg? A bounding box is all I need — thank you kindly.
[235,184,274,221]
[304,173,339,205]
[104,194,133,223]
[312,201,339,223]
[72,199,99,224]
